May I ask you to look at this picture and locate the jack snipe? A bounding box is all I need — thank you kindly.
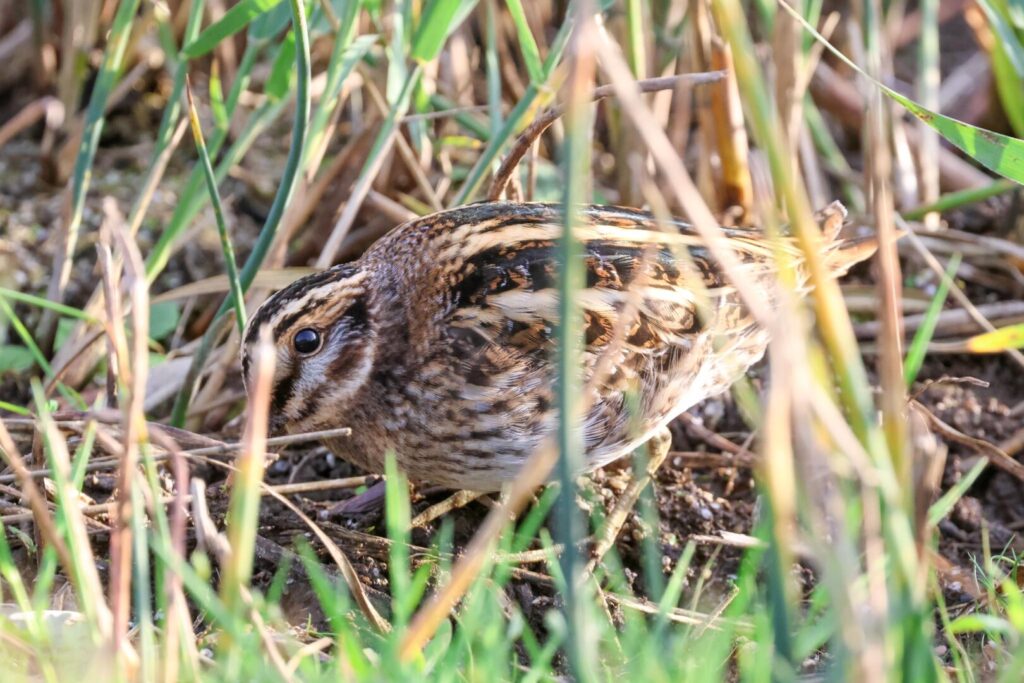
[242,201,871,491]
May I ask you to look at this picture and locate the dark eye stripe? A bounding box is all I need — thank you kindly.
[270,366,298,416]
[273,303,322,341]
[244,264,360,345]
[341,299,368,329]
[273,296,369,348]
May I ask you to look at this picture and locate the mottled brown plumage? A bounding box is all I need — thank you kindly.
[241,201,869,491]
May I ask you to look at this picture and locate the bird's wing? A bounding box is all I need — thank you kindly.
[439,218,740,382]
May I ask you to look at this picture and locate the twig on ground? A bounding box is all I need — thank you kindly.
[410,490,487,528]
[911,400,1024,483]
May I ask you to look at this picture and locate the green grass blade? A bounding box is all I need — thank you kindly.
[185,80,247,334]
[182,0,284,58]
[977,1,1024,136]
[131,481,156,682]
[0,287,99,322]
[504,0,543,82]
[384,454,413,630]
[0,297,54,378]
[0,400,31,416]
[208,62,229,130]
[555,15,593,679]
[152,0,206,156]
[927,456,989,528]
[412,0,464,62]
[901,179,1017,220]
[0,522,36,614]
[266,26,299,99]
[0,299,83,410]
[148,538,246,640]
[235,0,311,293]
[144,98,287,284]
[624,0,646,77]
[30,381,107,635]
[170,0,311,426]
[484,0,502,140]
[977,0,1024,75]
[904,253,961,386]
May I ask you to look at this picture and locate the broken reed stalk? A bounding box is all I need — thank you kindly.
[99,198,152,661]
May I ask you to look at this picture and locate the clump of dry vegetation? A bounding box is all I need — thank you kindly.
[1,0,1023,680]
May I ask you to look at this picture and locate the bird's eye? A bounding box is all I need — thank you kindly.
[293,328,322,355]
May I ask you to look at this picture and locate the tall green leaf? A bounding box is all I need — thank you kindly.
[782,0,1024,186]
[183,0,284,58]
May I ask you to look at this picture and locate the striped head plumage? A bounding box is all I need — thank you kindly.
[242,263,376,435]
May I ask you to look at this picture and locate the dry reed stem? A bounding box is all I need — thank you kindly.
[317,65,419,268]
[691,1,722,210]
[854,301,1024,340]
[284,637,334,676]
[146,428,196,683]
[363,76,444,212]
[593,27,773,325]
[96,211,134,638]
[486,72,728,202]
[98,197,151,661]
[0,425,355,483]
[708,38,752,217]
[858,7,911,501]
[272,125,376,267]
[0,95,63,151]
[0,475,374,525]
[809,61,991,192]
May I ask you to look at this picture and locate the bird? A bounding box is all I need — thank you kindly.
[241,201,873,492]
